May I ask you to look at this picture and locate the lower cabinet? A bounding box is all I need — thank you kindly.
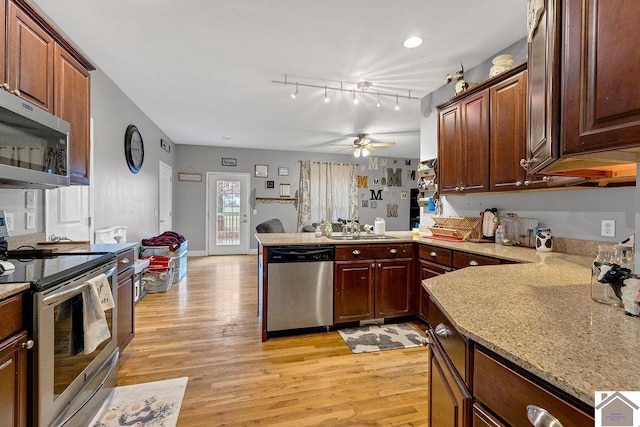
[428,329,472,427]
[334,244,414,323]
[0,293,28,427]
[116,248,136,351]
[418,259,450,323]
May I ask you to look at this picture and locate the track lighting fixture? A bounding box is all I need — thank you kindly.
[272,74,419,109]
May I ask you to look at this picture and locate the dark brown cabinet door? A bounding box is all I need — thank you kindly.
[438,104,463,193]
[490,71,527,191]
[525,0,561,174]
[429,331,472,427]
[0,1,5,87]
[0,331,27,427]
[438,91,489,194]
[460,91,489,193]
[375,259,413,318]
[55,44,91,185]
[334,261,375,323]
[117,267,135,351]
[562,0,640,154]
[418,260,450,323]
[7,1,54,112]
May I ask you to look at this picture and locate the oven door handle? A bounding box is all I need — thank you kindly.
[42,265,117,306]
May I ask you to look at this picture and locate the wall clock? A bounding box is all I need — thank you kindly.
[124,124,144,173]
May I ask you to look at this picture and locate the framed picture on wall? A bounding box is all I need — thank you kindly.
[279,183,291,197]
[278,167,289,176]
[255,164,268,178]
[266,180,274,189]
[222,158,237,166]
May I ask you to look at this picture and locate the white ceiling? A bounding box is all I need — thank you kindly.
[33,0,526,159]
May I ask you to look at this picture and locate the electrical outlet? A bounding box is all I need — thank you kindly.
[26,212,35,230]
[601,219,616,237]
[5,212,14,232]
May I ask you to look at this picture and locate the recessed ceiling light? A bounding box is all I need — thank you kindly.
[403,36,423,49]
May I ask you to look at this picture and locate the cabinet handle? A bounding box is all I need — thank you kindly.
[352,250,361,256]
[22,340,34,350]
[459,186,465,191]
[121,258,130,264]
[389,248,398,255]
[526,405,564,427]
[0,359,12,370]
[430,251,437,257]
[377,263,381,268]
[434,323,451,337]
[11,89,20,96]
[455,186,460,191]
[469,260,479,266]
[371,263,376,268]
[515,181,523,187]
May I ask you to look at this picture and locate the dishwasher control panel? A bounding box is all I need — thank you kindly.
[267,246,335,263]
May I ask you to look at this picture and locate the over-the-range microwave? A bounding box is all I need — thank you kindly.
[0,89,69,188]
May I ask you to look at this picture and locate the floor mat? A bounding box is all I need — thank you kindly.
[338,323,427,354]
[90,377,188,427]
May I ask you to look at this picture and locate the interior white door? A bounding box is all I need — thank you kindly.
[45,185,91,241]
[159,161,173,233]
[207,172,250,255]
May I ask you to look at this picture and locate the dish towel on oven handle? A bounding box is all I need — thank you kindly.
[82,274,115,355]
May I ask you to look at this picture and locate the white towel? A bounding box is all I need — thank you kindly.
[83,274,114,355]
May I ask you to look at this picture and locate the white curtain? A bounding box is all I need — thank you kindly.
[297,161,358,231]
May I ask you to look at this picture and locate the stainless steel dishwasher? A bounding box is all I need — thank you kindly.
[267,246,334,332]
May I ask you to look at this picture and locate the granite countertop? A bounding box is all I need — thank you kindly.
[422,256,640,407]
[0,282,30,300]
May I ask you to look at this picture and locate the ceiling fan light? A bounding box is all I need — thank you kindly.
[362,147,370,157]
[354,147,361,157]
[403,36,423,49]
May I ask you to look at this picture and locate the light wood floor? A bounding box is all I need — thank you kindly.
[118,255,429,426]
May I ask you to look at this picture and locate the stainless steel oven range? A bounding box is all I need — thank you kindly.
[1,250,118,427]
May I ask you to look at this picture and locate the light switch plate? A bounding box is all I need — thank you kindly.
[26,212,35,230]
[5,212,14,232]
[601,219,615,237]
[25,190,35,209]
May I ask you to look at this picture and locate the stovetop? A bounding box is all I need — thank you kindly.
[0,251,116,290]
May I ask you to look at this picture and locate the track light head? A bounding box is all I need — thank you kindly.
[291,82,299,99]
[324,86,329,103]
[352,90,359,105]
[394,94,400,111]
[376,93,381,108]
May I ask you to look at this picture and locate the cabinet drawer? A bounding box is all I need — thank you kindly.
[116,248,135,273]
[428,297,469,385]
[0,294,23,340]
[473,403,505,427]
[335,244,413,261]
[452,251,500,269]
[419,244,452,267]
[474,347,593,427]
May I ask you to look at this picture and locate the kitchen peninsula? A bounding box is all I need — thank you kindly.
[256,231,640,424]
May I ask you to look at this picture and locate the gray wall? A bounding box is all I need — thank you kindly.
[90,68,175,244]
[175,145,418,251]
[419,38,636,243]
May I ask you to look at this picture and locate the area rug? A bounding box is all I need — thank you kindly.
[90,377,188,427]
[338,323,427,354]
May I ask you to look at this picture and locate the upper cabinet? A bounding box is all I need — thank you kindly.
[1,0,95,185]
[523,0,640,180]
[561,0,640,155]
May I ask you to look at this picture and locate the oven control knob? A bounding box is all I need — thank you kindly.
[22,340,34,350]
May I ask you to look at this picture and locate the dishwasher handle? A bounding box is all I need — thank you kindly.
[268,246,335,263]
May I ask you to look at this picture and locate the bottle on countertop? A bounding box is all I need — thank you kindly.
[314,225,322,238]
[494,225,503,244]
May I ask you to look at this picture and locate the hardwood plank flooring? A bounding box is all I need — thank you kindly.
[118,255,429,426]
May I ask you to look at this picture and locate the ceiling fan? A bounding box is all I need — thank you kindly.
[336,133,396,157]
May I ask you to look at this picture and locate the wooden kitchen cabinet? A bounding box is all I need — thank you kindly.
[7,1,54,111]
[438,90,490,194]
[428,329,472,427]
[561,0,640,155]
[116,248,136,351]
[55,44,91,184]
[0,0,95,184]
[0,294,28,427]
[334,244,413,323]
[489,69,528,191]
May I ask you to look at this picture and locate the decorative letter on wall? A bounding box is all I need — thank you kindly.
[357,175,369,188]
[368,157,379,170]
[387,168,402,186]
[387,204,398,217]
[370,189,382,200]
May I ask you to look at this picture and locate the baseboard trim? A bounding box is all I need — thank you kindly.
[188,249,258,257]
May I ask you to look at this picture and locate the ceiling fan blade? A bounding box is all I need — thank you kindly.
[370,142,396,147]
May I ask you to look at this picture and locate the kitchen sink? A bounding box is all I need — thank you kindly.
[329,235,397,241]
